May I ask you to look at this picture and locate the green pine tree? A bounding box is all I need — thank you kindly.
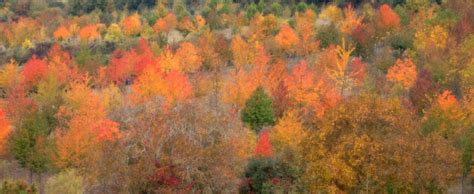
[241,86,275,132]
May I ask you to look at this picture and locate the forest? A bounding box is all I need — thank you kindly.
[0,0,473,193]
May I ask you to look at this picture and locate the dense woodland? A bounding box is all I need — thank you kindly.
[0,0,473,193]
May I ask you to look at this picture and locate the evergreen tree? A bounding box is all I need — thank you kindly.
[241,86,275,132]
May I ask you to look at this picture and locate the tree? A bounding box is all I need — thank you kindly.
[10,111,54,188]
[78,24,100,42]
[53,26,71,41]
[302,95,460,192]
[240,157,296,193]
[22,55,48,87]
[175,42,202,73]
[386,58,418,89]
[270,110,305,154]
[241,87,275,132]
[105,24,124,42]
[153,13,177,33]
[122,13,142,36]
[0,109,12,155]
[231,35,252,69]
[255,130,273,157]
[45,169,84,194]
[275,24,299,54]
[325,39,365,95]
[377,4,400,30]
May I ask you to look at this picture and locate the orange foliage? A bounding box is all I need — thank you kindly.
[255,130,273,157]
[163,71,193,103]
[46,44,78,85]
[175,42,202,73]
[53,26,71,40]
[55,77,120,167]
[195,15,206,29]
[79,24,100,41]
[285,61,339,117]
[340,5,363,34]
[91,119,121,141]
[387,58,417,89]
[275,24,299,53]
[153,13,177,33]
[378,4,400,29]
[22,55,48,86]
[231,35,252,69]
[122,13,142,36]
[177,16,196,32]
[437,90,459,111]
[0,109,12,155]
[295,9,319,55]
[253,43,270,69]
[131,66,192,105]
[223,69,261,109]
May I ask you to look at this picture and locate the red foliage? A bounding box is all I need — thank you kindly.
[91,119,120,141]
[0,109,12,155]
[22,55,48,85]
[409,69,437,113]
[378,4,400,29]
[255,130,273,157]
[4,84,36,125]
[148,161,182,187]
[272,80,292,118]
[350,57,366,84]
[108,50,137,84]
[108,39,157,84]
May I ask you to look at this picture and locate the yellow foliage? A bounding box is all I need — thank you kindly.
[270,110,305,153]
[0,60,23,90]
[319,5,343,24]
[231,35,252,69]
[414,25,448,51]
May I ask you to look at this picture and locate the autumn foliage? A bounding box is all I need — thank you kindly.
[0,1,472,193]
[0,109,12,155]
[22,55,48,86]
[387,58,418,89]
[255,130,273,157]
[378,4,400,29]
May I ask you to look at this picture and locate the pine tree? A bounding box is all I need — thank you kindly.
[241,86,275,132]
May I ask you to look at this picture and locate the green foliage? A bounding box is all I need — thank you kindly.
[0,180,36,194]
[394,5,409,25]
[317,24,341,48]
[67,0,107,15]
[295,2,308,13]
[241,87,275,132]
[389,30,413,51]
[45,169,84,194]
[9,112,54,174]
[427,8,458,28]
[239,157,297,193]
[246,3,258,20]
[271,2,283,16]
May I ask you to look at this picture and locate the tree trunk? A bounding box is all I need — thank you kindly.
[38,173,45,194]
[29,170,33,185]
